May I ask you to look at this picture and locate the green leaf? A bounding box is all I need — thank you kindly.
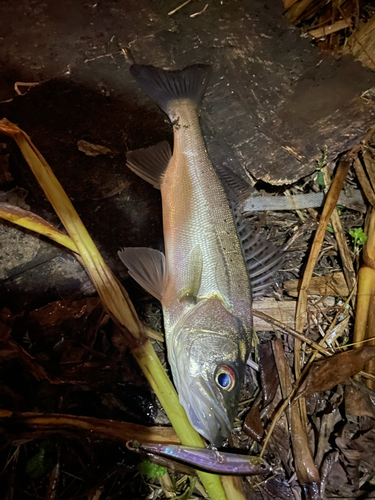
[139,460,167,479]
[26,440,55,479]
[327,226,334,233]
[349,227,367,246]
[316,171,325,187]
[317,145,328,169]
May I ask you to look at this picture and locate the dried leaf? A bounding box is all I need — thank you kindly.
[320,451,339,499]
[315,410,341,469]
[258,475,296,500]
[77,139,112,157]
[0,154,12,184]
[0,202,77,252]
[297,347,375,398]
[308,19,349,38]
[243,396,264,442]
[258,342,279,405]
[351,429,375,476]
[29,297,102,327]
[343,14,375,71]
[345,384,375,418]
[0,314,53,383]
[0,409,180,446]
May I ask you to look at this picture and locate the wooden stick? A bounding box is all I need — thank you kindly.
[323,168,357,307]
[308,20,349,39]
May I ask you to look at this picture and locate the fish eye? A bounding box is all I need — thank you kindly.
[215,365,235,391]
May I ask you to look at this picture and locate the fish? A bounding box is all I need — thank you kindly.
[119,63,284,446]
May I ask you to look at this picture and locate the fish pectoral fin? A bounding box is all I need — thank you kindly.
[118,247,167,301]
[126,141,172,189]
[179,245,203,304]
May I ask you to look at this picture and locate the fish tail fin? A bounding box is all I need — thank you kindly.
[130,64,212,117]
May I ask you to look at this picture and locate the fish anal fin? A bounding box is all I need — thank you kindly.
[118,247,167,301]
[126,141,172,189]
[130,64,212,118]
[179,245,203,304]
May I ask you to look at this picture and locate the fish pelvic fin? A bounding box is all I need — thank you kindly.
[126,141,172,189]
[118,247,167,301]
[130,64,212,118]
[179,245,203,304]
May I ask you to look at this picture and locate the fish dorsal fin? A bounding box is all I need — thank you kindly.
[130,64,212,118]
[118,247,167,301]
[237,220,285,297]
[214,162,285,294]
[215,161,285,296]
[126,141,172,189]
[215,162,252,208]
[179,245,203,304]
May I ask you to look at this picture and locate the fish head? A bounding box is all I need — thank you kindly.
[170,297,250,447]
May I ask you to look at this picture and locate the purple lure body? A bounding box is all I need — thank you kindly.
[139,443,271,476]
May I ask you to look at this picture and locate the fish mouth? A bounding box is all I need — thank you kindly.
[183,377,232,447]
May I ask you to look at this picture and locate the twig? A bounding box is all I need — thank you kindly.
[190,4,208,17]
[168,0,192,16]
[353,157,375,206]
[308,19,349,39]
[323,168,357,307]
[253,310,331,356]
[14,81,42,95]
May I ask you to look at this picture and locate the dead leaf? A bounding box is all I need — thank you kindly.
[351,429,375,476]
[258,342,279,405]
[345,384,375,419]
[0,312,53,383]
[29,297,102,328]
[0,154,12,184]
[77,139,112,157]
[243,395,264,442]
[343,14,375,71]
[0,410,180,446]
[296,347,375,398]
[257,474,296,500]
[0,202,77,252]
